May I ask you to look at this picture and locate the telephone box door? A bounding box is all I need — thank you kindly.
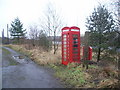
[70,32,80,63]
[62,27,70,65]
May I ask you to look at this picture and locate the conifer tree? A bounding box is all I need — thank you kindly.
[9,17,26,43]
[86,5,114,62]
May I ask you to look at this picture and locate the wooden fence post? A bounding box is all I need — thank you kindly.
[82,31,90,69]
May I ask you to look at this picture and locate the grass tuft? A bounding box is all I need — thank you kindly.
[50,64,86,87]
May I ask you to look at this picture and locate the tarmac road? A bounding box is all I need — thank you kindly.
[2,47,64,88]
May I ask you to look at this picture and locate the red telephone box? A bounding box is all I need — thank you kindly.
[62,26,80,65]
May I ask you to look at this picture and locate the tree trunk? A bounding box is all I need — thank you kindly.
[17,36,19,44]
[97,30,102,62]
[53,31,56,54]
[97,47,101,62]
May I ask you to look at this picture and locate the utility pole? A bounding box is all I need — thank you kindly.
[7,24,9,44]
[48,16,51,50]
[2,29,4,44]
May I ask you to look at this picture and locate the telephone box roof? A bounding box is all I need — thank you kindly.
[61,27,69,30]
[62,26,80,30]
[70,26,80,30]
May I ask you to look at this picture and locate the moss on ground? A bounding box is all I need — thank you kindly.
[50,63,88,88]
[4,44,32,57]
[9,59,18,66]
[2,47,18,66]
[2,47,11,54]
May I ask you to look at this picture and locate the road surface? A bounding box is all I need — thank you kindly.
[2,47,64,88]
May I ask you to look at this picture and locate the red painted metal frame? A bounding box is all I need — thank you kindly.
[62,26,80,65]
[62,27,70,65]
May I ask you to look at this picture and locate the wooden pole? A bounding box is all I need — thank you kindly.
[2,29,4,44]
[82,31,90,69]
[7,24,9,44]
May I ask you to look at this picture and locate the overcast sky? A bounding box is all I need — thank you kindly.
[0,0,112,37]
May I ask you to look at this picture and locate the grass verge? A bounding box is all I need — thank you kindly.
[5,44,88,87]
[2,47,11,55]
[4,44,119,88]
[50,63,87,87]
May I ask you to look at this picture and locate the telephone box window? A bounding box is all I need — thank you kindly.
[73,38,78,40]
[73,55,78,58]
[64,49,67,51]
[64,45,67,47]
[64,59,67,61]
[64,52,67,54]
[73,41,78,44]
[73,51,78,54]
[73,45,78,47]
[73,48,78,51]
[73,34,78,37]
[63,35,67,37]
[64,42,67,44]
[64,38,66,41]
[64,56,66,58]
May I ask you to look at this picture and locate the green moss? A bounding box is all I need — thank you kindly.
[88,65,97,68]
[5,45,30,57]
[9,56,18,66]
[9,59,18,66]
[2,48,11,54]
[2,47,18,66]
[9,62,18,65]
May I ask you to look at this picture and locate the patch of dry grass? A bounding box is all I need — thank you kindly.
[97,78,119,88]
[30,48,61,65]
[6,44,61,65]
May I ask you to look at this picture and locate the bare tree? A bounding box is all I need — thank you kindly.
[112,0,120,34]
[115,0,120,26]
[38,30,51,51]
[111,0,120,50]
[40,3,63,54]
[28,24,52,51]
[29,25,39,46]
[114,0,120,68]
